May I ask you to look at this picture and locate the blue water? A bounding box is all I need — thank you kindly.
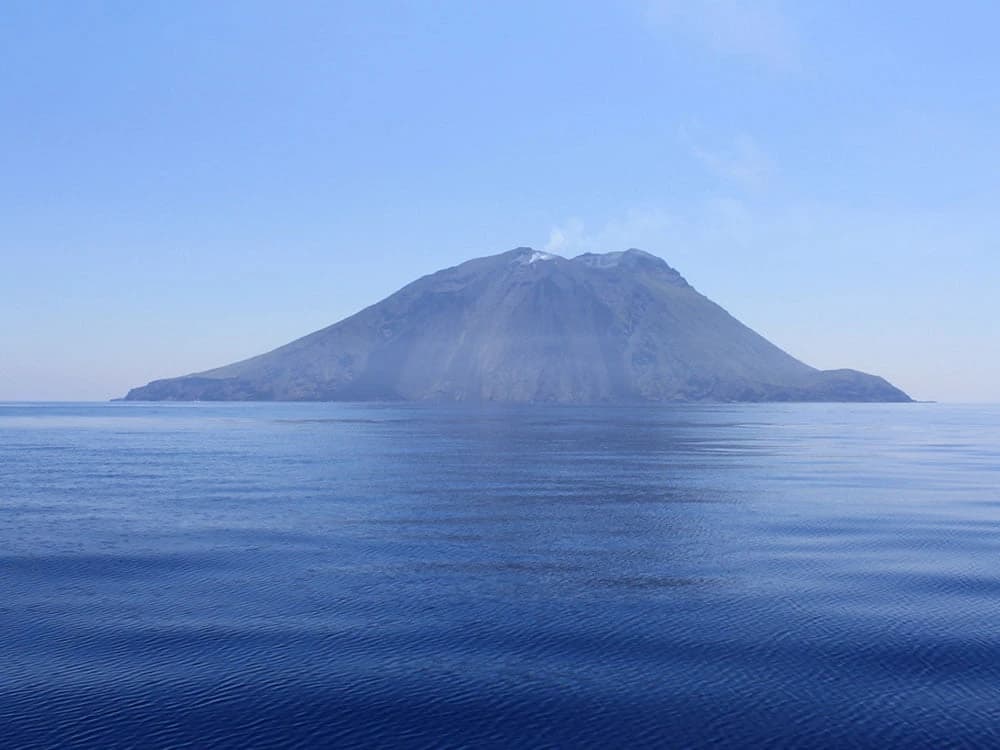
[1,402,998,748]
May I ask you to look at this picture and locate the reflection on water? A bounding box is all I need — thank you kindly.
[1,402,999,748]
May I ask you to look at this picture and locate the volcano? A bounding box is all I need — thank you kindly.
[124,248,910,403]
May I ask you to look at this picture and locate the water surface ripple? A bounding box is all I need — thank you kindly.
[1,402,998,748]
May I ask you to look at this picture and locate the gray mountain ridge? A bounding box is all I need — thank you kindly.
[123,247,911,403]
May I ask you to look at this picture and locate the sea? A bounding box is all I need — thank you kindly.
[1,401,998,748]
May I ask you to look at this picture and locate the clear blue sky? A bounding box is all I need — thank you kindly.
[3,1,998,402]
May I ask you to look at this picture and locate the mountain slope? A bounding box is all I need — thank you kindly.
[124,248,910,403]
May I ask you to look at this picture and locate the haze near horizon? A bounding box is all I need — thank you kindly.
[3,1,998,402]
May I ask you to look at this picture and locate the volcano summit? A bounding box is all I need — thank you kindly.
[124,248,909,403]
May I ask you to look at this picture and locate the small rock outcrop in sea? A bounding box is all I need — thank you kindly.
[124,248,911,403]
